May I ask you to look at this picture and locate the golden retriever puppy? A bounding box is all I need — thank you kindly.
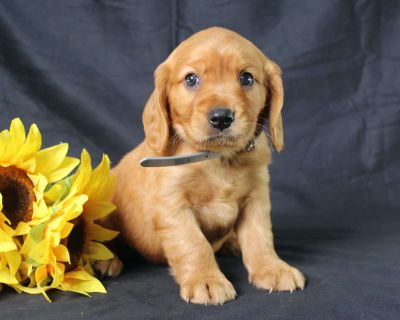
[96,27,305,304]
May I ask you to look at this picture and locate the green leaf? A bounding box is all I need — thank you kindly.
[30,223,45,242]
[26,258,41,268]
[44,182,54,193]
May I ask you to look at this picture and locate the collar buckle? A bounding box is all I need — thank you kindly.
[245,139,255,152]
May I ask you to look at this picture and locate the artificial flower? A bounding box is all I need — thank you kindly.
[0,118,79,295]
[15,149,118,300]
[0,118,117,301]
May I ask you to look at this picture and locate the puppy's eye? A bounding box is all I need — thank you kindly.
[239,72,254,87]
[184,73,200,88]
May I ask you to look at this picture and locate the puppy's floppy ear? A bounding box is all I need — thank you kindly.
[264,59,284,152]
[142,63,170,155]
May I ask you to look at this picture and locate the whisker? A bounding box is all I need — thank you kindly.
[169,134,181,151]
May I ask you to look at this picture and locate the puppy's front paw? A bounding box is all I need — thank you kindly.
[250,259,305,292]
[93,255,124,277]
[180,272,237,305]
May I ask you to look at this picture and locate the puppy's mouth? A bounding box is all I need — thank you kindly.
[196,132,249,149]
[205,133,235,143]
[177,122,254,152]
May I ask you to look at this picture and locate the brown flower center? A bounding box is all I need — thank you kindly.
[0,165,36,228]
[62,217,85,270]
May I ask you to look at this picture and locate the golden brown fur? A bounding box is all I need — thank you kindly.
[96,27,305,304]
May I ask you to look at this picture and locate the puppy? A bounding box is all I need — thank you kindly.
[96,27,305,304]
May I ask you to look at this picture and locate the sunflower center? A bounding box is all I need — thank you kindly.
[0,165,36,228]
[63,217,85,270]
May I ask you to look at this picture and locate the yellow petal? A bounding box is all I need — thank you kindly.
[64,278,106,294]
[35,143,69,181]
[18,157,37,173]
[44,180,70,204]
[20,234,36,256]
[46,157,79,184]
[0,268,18,284]
[35,264,48,286]
[63,269,106,294]
[64,269,94,281]
[81,258,94,275]
[60,222,74,239]
[0,230,17,252]
[15,123,42,161]
[14,222,31,236]
[53,244,70,263]
[9,118,26,153]
[68,150,92,197]
[0,217,15,235]
[29,173,48,194]
[46,215,67,234]
[31,200,51,221]
[49,262,65,289]
[83,202,116,221]
[84,241,114,261]
[63,195,88,221]
[2,119,24,164]
[0,131,11,162]
[29,238,51,265]
[0,253,6,270]
[84,154,115,201]
[86,223,119,242]
[4,250,21,275]
[13,284,52,302]
[19,261,33,279]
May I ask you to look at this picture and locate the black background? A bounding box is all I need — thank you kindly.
[0,1,399,319]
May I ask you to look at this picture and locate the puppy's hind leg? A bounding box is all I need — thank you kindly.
[93,255,124,278]
[218,231,241,257]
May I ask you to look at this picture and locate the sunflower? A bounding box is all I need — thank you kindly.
[0,118,117,301]
[0,118,79,293]
[14,149,118,300]
[46,149,118,268]
[0,118,79,226]
[54,149,118,275]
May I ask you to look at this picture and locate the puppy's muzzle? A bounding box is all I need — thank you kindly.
[208,108,234,131]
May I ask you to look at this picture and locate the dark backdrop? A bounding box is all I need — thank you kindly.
[0,1,399,319]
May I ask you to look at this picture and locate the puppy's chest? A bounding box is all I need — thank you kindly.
[184,166,250,242]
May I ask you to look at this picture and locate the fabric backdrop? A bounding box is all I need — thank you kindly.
[0,1,399,319]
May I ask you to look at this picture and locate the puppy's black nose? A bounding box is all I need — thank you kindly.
[208,108,234,131]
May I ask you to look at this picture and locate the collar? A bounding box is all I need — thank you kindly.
[244,138,256,152]
[140,137,256,167]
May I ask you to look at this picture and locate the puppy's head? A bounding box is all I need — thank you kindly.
[143,27,284,155]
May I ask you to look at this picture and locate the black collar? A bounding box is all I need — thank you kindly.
[244,138,256,152]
